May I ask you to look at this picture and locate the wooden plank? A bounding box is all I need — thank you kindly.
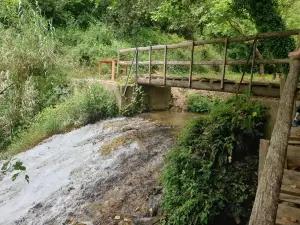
[221,38,228,90]
[287,145,300,169]
[119,59,290,66]
[137,77,284,97]
[164,45,167,86]
[119,42,192,53]
[282,169,300,186]
[194,30,300,45]
[280,193,300,205]
[281,185,300,197]
[189,42,194,88]
[277,204,300,222]
[288,141,300,145]
[276,218,300,225]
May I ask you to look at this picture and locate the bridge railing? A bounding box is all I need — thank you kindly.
[117,30,300,91]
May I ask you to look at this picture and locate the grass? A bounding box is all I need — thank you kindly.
[0,83,118,160]
[99,134,136,155]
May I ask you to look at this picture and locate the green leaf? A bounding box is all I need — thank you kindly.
[13,161,26,171]
[12,173,20,181]
[1,161,10,171]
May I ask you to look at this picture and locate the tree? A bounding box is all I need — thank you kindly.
[248,48,300,225]
[232,0,295,73]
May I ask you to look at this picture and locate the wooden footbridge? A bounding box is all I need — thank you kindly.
[116,30,300,98]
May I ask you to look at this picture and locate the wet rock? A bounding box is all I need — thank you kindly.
[0,117,176,224]
[132,217,160,225]
[148,194,162,217]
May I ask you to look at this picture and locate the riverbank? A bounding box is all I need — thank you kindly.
[0,113,199,225]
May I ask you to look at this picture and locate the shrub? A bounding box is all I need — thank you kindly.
[121,86,148,117]
[162,95,269,225]
[186,94,218,113]
[1,84,118,159]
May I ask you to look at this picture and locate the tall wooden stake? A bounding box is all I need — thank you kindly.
[117,51,120,80]
[189,42,194,88]
[164,45,167,86]
[221,38,228,90]
[249,40,257,92]
[135,48,139,84]
[149,46,152,83]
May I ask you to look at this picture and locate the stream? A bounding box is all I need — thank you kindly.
[0,112,199,225]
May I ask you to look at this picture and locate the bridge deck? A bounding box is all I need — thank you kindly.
[137,76,286,97]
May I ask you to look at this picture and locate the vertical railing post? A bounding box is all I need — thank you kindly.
[249,39,257,92]
[149,46,152,83]
[117,51,120,80]
[221,38,228,90]
[135,47,139,84]
[164,45,168,86]
[189,42,194,88]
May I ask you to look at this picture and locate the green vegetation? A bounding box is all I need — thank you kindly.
[162,95,269,225]
[187,95,219,113]
[0,0,297,183]
[0,84,118,160]
[121,86,148,116]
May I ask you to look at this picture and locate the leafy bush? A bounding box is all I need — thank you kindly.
[162,95,269,225]
[121,86,148,117]
[1,84,118,159]
[186,95,218,113]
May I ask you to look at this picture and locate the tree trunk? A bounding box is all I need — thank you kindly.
[248,55,300,225]
[255,47,265,77]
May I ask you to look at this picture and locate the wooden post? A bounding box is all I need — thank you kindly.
[136,48,139,84]
[189,42,194,88]
[164,45,167,86]
[149,46,152,83]
[117,51,120,80]
[249,40,257,92]
[221,38,228,89]
[111,60,116,81]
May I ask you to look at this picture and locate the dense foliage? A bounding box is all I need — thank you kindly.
[0,0,297,154]
[186,95,219,113]
[0,83,118,160]
[162,95,269,225]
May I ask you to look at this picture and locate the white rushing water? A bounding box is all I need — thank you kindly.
[0,116,179,225]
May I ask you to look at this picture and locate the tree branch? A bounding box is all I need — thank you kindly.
[0,83,14,95]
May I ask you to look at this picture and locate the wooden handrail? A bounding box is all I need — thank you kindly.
[119,58,290,66]
[119,30,300,54]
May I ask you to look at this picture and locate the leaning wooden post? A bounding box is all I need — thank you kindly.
[248,36,300,225]
[164,45,167,86]
[221,38,228,90]
[249,39,257,92]
[117,51,120,80]
[189,42,194,88]
[149,46,152,84]
[135,47,139,84]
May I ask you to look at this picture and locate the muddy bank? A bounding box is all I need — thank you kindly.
[0,114,199,225]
